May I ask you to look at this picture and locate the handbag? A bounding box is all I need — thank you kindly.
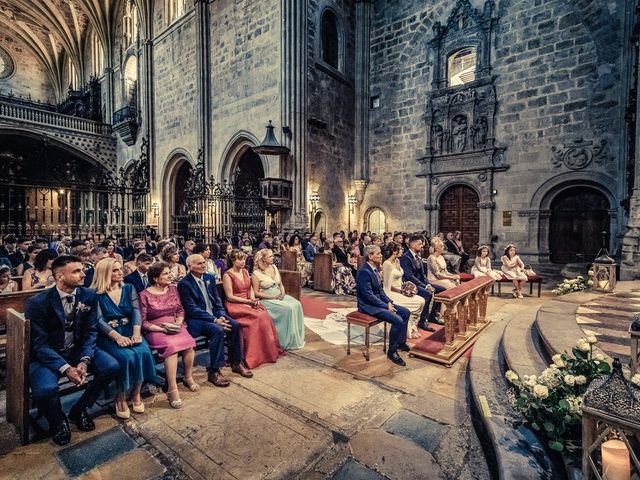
[523,264,536,276]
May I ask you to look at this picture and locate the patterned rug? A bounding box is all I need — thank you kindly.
[576,290,640,365]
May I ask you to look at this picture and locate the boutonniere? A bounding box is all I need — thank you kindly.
[75,302,91,313]
[206,280,211,287]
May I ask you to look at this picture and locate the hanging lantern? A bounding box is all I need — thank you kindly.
[630,314,640,377]
[592,231,616,293]
[252,120,290,156]
[581,358,640,480]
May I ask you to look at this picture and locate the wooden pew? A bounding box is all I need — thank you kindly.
[281,251,297,271]
[6,309,30,444]
[0,290,41,328]
[312,253,333,292]
[280,269,302,301]
[410,276,494,366]
[11,276,23,291]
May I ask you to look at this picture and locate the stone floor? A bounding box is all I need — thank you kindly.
[0,284,598,479]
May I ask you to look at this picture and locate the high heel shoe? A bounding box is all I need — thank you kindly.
[182,377,200,392]
[132,401,145,414]
[167,389,183,409]
[115,403,131,419]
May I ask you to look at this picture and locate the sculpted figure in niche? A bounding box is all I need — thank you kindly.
[432,125,444,155]
[472,116,488,149]
[451,116,467,153]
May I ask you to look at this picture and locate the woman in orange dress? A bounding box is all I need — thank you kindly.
[223,249,283,369]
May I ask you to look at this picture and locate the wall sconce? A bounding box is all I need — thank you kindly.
[151,202,160,218]
[308,191,320,231]
[347,194,358,231]
[492,189,497,196]
[58,188,66,195]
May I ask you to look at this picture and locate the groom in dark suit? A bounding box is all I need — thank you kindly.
[26,255,119,445]
[356,245,411,366]
[177,254,252,387]
[399,235,445,332]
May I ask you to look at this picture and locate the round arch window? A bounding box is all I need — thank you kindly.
[366,208,386,235]
[0,47,15,79]
[447,47,476,86]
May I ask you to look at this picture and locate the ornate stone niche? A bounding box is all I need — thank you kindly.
[418,0,507,180]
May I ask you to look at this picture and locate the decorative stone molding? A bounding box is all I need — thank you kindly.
[517,210,539,218]
[354,179,369,203]
[478,201,495,209]
[550,138,612,170]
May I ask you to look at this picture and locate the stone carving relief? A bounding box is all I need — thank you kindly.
[550,138,612,170]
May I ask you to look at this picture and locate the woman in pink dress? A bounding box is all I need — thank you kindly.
[222,249,283,369]
[139,261,197,409]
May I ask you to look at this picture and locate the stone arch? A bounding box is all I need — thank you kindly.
[218,131,269,182]
[161,148,195,236]
[525,172,619,262]
[318,5,344,72]
[364,206,388,235]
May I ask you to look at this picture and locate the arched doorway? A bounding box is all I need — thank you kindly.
[439,184,479,252]
[549,187,610,263]
[366,207,387,235]
[312,210,326,234]
[170,160,193,237]
[230,149,266,234]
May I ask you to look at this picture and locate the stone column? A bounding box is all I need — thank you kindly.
[195,0,212,173]
[140,39,155,187]
[354,0,372,183]
[621,6,640,279]
[103,66,115,123]
[281,0,308,229]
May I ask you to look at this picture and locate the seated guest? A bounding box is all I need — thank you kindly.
[23,250,57,291]
[101,239,123,264]
[139,262,197,409]
[17,244,41,276]
[252,249,305,350]
[303,234,321,263]
[356,245,411,366]
[161,246,187,284]
[178,254,253,387]
[453,231,470,271]
[9,237,31,270]
[26,255,119,445]
[443,232,464,273]
[223,249,282,369]
[83,246,108,287]
[124,253,154,293]
[322,239,356,295]
[501,244,527,298]
[288,234,312,286]
[399,235,445,332]
[0,265,18,293]
[210,243,227,283]
[382,242,425,339]
[332,235,356,275]
[123,240,147,275]
[471,245,503,280]
[179,240,196,267]
[193,243,217,278]
[426,238,460,290]
[91,258,158,418]
[220,242,233,269]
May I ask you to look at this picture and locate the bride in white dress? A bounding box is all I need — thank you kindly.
[382,242,425,339]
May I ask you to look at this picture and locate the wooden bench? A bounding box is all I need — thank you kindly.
[6,309,30,444]
[493,274,542,297]
[281,250,297,271]
[312,253,333,293]
[410,276,494,366]
[0,290,41,373]
[345,311,387,361]
[280,269,302,301]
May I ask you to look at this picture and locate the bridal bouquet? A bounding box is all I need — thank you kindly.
[401,281,417,297]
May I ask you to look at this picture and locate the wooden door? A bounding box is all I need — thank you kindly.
[549,187,609,263]
[439,185,480,252]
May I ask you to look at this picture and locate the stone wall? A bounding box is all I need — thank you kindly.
[0,35,55,102]
[364,0,627,257]
[209,0,282,181]
[307,0,357,234]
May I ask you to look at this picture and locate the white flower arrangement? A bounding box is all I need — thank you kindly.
[551,275,590,295]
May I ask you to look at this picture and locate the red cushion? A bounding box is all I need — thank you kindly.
[435,276,494,300]
[346,311,378,323]
[459,273,474,282]
[526,274,542,282]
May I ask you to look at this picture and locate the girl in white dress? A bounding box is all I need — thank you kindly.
[382,242,425,339]
[501,244,527,298]
[471,245,503,280]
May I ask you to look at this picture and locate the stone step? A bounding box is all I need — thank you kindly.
[501,310,549,378]
[468,321,565,480]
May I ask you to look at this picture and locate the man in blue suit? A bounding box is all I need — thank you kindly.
[356,245,411,366]
[177,254,252,387]
[26,255,119,445]
[123,252,153,293]
[399,235,445,332]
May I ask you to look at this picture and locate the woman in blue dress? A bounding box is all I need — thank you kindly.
[91,257,159,419]
[251,249,305,350]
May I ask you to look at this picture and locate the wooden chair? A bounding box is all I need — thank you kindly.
[280,270,302,301]
[345,311,387,361]
[312,253,333,292]
[6,309,30,444]
[281,250,297,271]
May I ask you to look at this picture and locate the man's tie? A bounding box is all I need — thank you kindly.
[141,273,149,288]
[197,278,213,316]
[63,295,75,351]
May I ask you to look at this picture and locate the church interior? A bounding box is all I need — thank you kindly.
[0,0,639,478]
